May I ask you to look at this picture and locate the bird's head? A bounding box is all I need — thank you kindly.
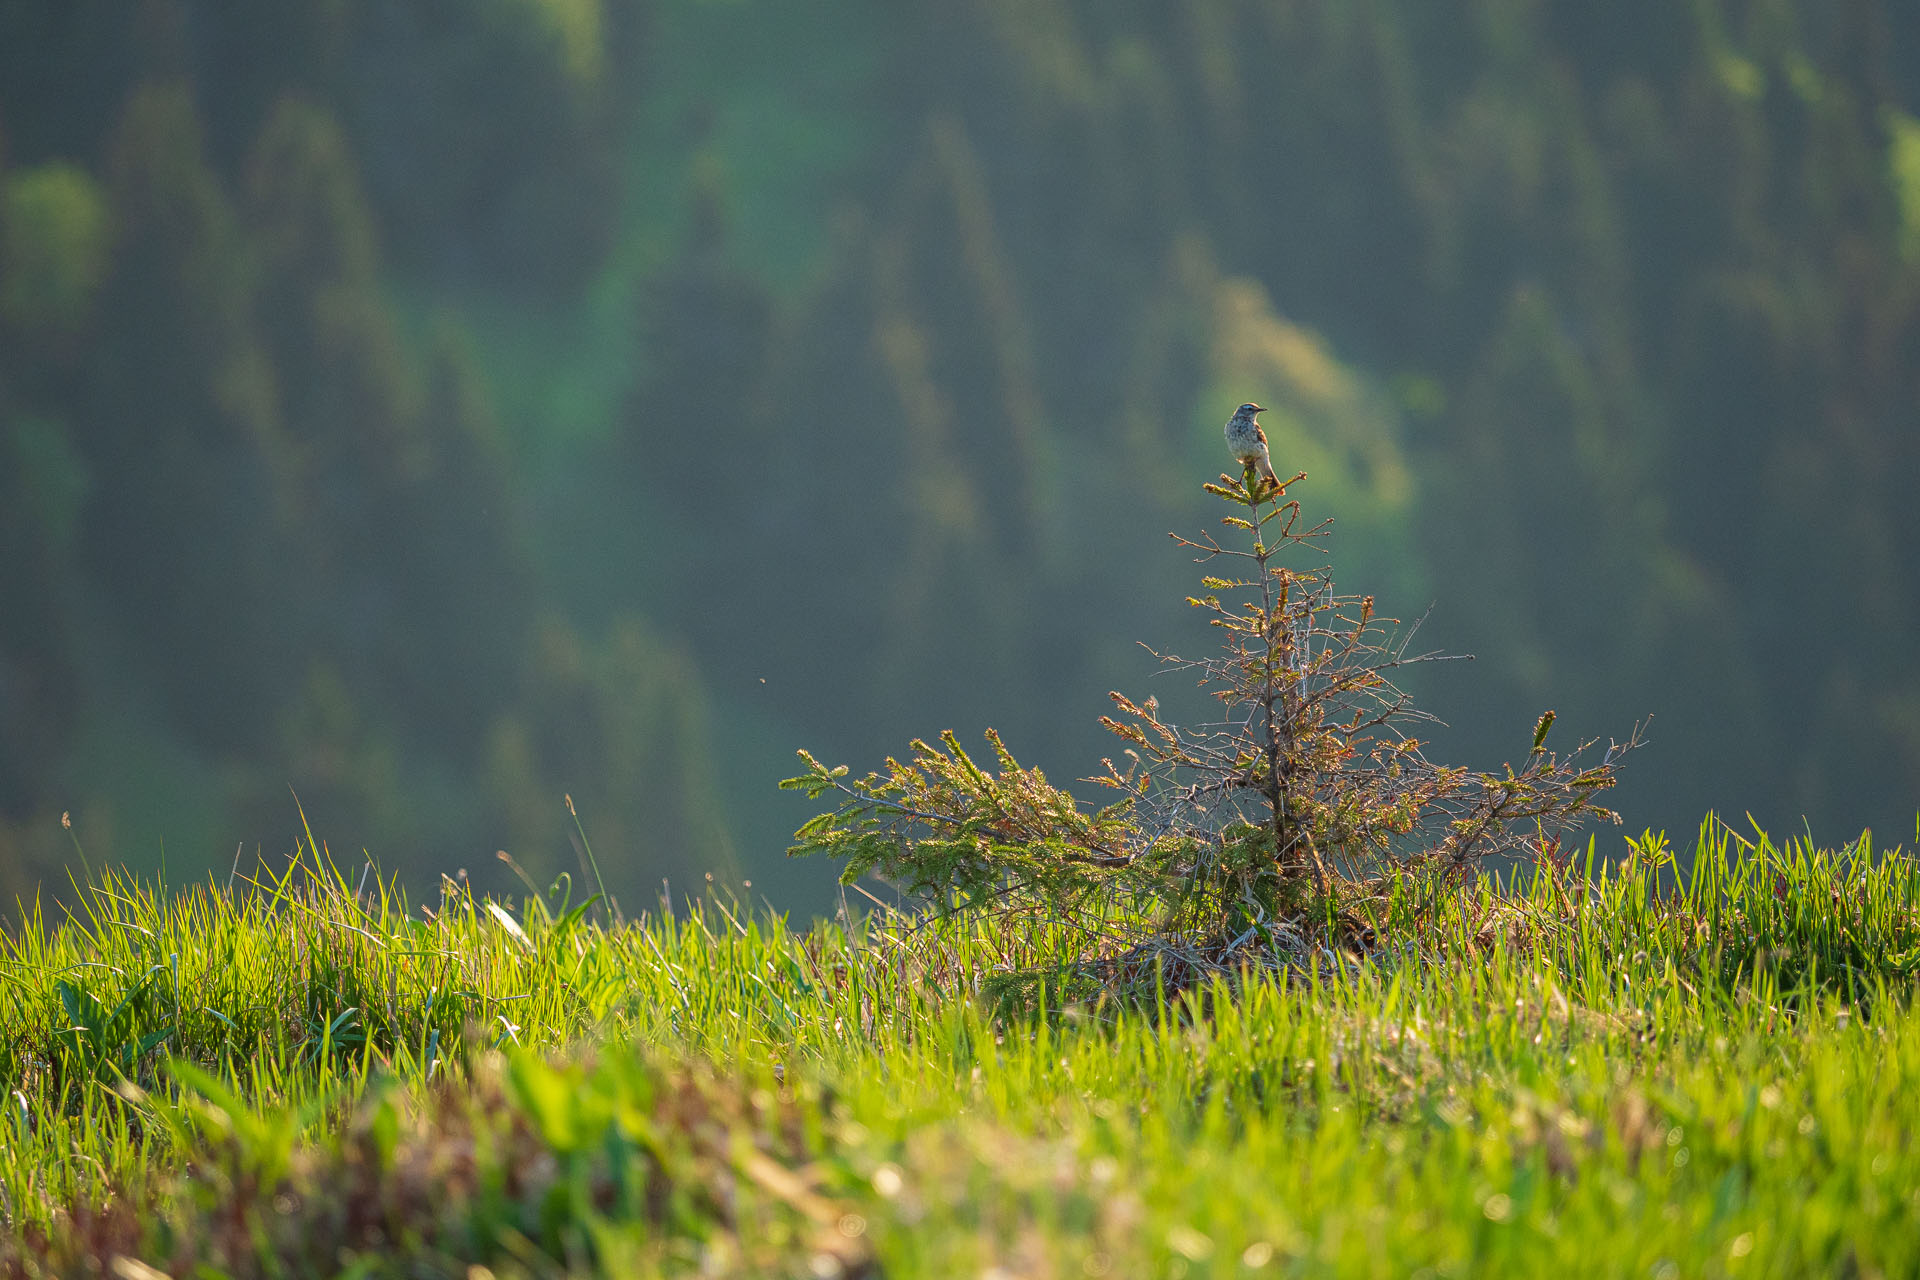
[1237,403,1263,418]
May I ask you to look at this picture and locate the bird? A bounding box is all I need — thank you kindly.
[1224,403,1281,490]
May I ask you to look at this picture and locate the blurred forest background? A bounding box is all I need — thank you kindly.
[2,0,1918,913]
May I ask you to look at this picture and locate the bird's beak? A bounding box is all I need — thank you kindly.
[1250,404,1264,413]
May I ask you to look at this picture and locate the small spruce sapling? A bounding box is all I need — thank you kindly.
[783,459,1639,982]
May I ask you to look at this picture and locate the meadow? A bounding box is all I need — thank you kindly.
[1,819,1917,1278]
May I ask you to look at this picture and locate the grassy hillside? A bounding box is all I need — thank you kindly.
[1,819,1917,1277]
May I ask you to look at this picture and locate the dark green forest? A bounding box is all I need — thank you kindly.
[2,0,1917,911]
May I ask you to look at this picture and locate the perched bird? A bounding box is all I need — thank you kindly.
[1224,403,1280,490]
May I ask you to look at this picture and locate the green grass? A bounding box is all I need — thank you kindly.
[2,818,1918,1277]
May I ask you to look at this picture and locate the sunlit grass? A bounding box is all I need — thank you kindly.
[1,818,1916,1275]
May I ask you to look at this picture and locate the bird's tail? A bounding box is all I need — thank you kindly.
[1259,457,1281,490]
